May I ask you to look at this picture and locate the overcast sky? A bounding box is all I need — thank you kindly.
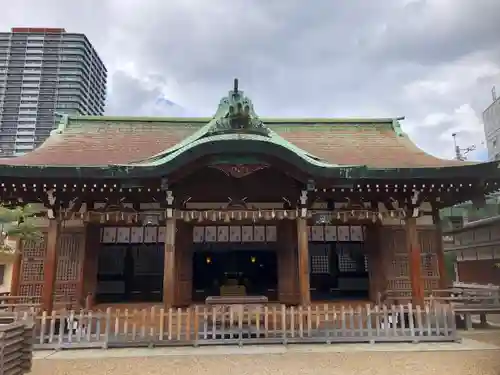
[3,0,500,161]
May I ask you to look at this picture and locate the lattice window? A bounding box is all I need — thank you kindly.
[420,253,437,277]
[56,234,84,282]
[132,245,164,275]
[21,260,44,282]
[54,283,78,301]
[309,244,330,274]
[311,256,329,274]
[387,279,411,293]
[98,246,126,275]
[336,243,365,273]
[20,236,47,285]
[390,255,409,277]
[18,284,43,302]
[424,278,439,291]
[418,230,436,254]
[22,238,47,259]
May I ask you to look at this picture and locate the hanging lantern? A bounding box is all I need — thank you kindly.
[224,212,231,223]
[271,209,276,218]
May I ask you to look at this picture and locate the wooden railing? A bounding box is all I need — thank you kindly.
[6,303,458,350]
[0,294,85,313]
[428,282,500,330]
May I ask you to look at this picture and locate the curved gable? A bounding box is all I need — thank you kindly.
[0,79,468,176]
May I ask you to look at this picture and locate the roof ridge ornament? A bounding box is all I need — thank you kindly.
[207,78,270,136]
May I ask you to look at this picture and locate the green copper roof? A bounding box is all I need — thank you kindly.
[0,79,499,186]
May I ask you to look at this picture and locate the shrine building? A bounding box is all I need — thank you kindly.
[1,80,499,312]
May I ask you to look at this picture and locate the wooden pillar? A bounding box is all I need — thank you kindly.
[406,217,424,306]
[163,217,177,308]
[296,217,310,306]
[277,220,299,304]
[174,222,193,307]
[41,219,61,313]
[432,209,448,289]
[10,238,22,297]
[365,225,385,303]
[78,224,100,309]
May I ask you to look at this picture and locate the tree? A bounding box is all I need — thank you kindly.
[0,204,42,254]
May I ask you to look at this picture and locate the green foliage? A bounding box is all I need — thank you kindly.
[0,204,42,254]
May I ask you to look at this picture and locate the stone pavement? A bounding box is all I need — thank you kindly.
[31,332,500,375]
[33,337,499,360]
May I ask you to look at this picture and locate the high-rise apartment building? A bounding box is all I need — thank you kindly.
[0,27,107,157]
[483,87,500,161]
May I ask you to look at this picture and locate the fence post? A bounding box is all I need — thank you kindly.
[281,305,287,345]
[102,308,111,349]
[193,306,199,347]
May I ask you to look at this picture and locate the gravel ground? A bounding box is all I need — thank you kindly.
[31,350,500,375]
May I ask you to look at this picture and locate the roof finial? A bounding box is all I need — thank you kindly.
[208,78,269,135]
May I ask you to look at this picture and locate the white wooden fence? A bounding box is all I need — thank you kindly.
[5,303,458,350]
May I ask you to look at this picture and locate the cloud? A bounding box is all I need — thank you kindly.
[106,71,195,117]
[2,0,500,161]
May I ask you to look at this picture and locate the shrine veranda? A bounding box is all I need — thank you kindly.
[1,80,499,312]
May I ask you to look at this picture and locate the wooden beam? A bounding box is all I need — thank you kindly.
[296,217,311,306]
[163,217,177,308]
[41,219,60,313]
[432,209,448,289]
[405,217,424,306]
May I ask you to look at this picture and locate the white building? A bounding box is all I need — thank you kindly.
[483,88,500,161]
[0,27,107,157]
